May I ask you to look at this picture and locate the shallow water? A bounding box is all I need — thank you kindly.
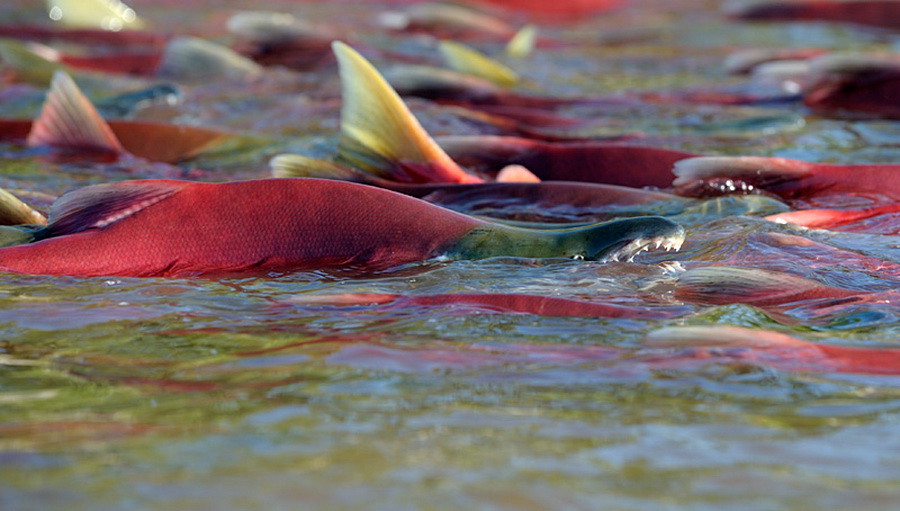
[1,0,899,509]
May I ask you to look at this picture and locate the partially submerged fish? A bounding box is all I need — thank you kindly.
[0,70,231,164]
[672,155,900,204]
[0,178,685,278]
[274,42,697,191]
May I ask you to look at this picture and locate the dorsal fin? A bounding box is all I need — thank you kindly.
[438,40,519,87]
[26,71,126,155]
[0,38,69,86]
[270,153,367,181]
[505,24,537,58]
[46,0,145,30]
[45,180,186,237]
[0,187,47,226]
[157,37,263,82]
[332,41,482,184]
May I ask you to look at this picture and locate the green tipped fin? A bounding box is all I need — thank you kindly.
[505,25,537,58]
[438,40,519,87]
[46,0,145,30]
[332,41,481,184]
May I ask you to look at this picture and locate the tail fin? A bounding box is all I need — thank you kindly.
[27,71,126,155]
[332,41,482,184]
[438,40,519,87]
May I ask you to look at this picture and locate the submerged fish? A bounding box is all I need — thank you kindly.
[675,266,897,312]
[284,292,690,319]
[0,178,685,278]
[646,325,900,376]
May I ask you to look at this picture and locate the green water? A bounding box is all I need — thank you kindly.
[1,0,899,509]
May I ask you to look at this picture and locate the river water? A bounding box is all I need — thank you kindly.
[0,0,898,509]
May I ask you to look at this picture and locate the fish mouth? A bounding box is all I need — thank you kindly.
[577,216,686,263]
[602,230,686,262]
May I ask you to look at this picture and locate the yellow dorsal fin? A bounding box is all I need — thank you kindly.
[46,0,145,30]
[332,41,481,184]
[438,40,519,87]
[505,25,537,58]
[27,71,126,154]
[0,187,47,226]
[0,39,69,86]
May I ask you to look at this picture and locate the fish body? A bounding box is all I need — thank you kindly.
[286,292,690,319]
[647,325,900,376]
[441,136,696,188]
[0,178,684,278]
[732,0,900,30]
[673,156,900,203]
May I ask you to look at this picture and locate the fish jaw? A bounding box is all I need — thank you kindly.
[579,216,686,263]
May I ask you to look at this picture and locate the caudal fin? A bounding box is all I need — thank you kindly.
[26,71,126,155]
[332,41,482,184]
